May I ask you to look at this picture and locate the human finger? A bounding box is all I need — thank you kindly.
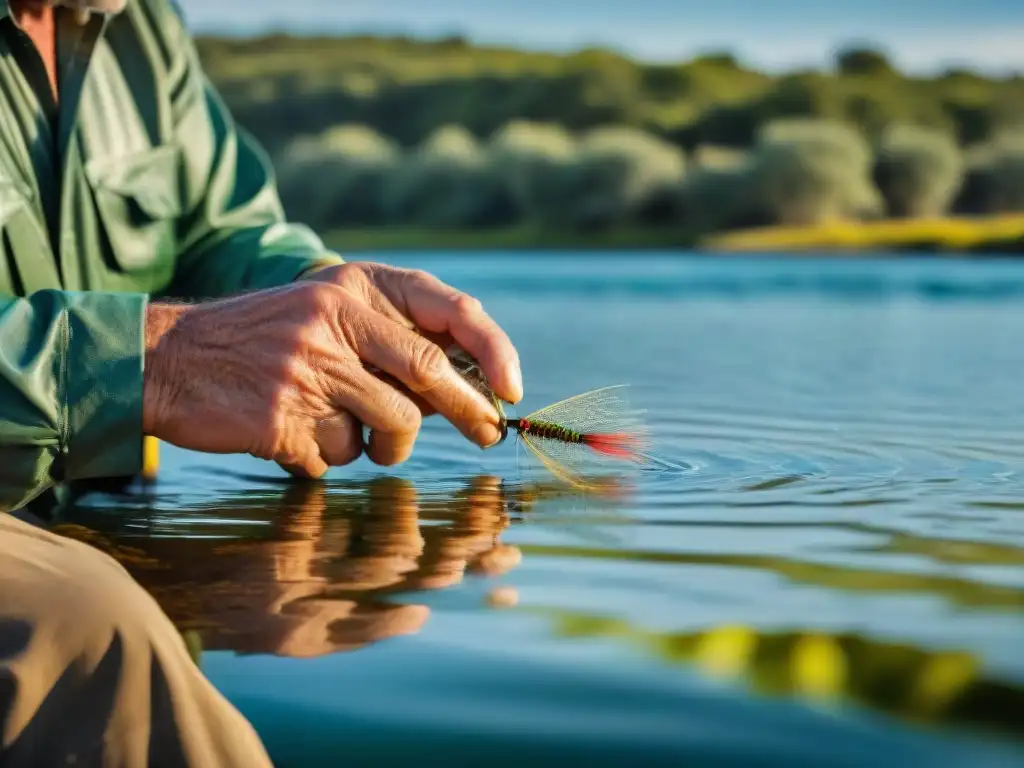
[322,355,424,439]
[314,411,364,467]
[369,369,438,418]
[366,427,417,467]
[344,311,502,448]
[277,437,330,480]
[396,271,522,404]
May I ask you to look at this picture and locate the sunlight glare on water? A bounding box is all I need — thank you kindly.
[64,253,1024,767]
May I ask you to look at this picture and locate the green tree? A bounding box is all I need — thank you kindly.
[677,163,759,232]
[276,124,400,227]
[194,32,1024,163]
[836,46,896,77]
[746,119,882,225]
[559,126,686,230]
[874,124,963,217]
[942,100,999,146]
[759,73,846,122]
[383,125,515,226]
[487,120,578,223]
[959,132,1024,213]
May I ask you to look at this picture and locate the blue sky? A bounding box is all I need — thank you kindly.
[176,0,1024,74]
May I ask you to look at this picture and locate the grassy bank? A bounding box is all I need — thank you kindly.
[702,213,1024,254]
[321,216,1024,254]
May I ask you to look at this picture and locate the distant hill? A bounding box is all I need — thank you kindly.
[194,34,1024,156]
[190,34,1024,251]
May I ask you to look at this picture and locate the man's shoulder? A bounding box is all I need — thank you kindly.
[125,0,191,41]
[114,0,196,72]
[129,0,187,21]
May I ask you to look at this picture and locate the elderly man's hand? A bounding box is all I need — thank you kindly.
[142,262,522,477]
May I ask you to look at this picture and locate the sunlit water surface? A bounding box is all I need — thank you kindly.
[63,253,1024,766]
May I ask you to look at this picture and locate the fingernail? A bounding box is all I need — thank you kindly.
[507,363,523,404]
[473,423,502,449]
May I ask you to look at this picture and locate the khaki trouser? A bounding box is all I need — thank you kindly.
[0,513,273,767]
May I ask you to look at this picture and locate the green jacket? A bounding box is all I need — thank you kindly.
[0,0,343,511]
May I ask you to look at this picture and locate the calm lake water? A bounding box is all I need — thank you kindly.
[63,252,1024,766]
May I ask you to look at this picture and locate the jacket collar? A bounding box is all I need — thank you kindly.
[1,1,128,21]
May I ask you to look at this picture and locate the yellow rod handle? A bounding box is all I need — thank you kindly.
[142,436,160,481]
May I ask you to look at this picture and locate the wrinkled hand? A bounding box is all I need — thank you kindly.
[143,262,522,477]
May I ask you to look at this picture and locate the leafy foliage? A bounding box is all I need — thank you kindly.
[487,120,577,222]
[197,33,1024,157]
[558,127,686,230]
[200,34,1024,234]
[957,132,1024,214]
[874,125,964,217]
[382,125,515,227]
[835,46,896,78]
[276,124,400,228]
[745,120,882,225]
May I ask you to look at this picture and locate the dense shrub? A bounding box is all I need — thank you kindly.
[956,133,1024,214]
[662,145,749,230]
[382,125,515,227]
[745,119,882,225]
[676,164,761,232]
[558,126,686,230]
[690,144,748,171]
[874,125,963,217]
[487,120,577,222]
[273,113,1024,235]
[943,99,1002,146]
[276,124,400,228]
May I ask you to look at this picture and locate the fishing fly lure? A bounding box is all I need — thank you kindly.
[447,345,650,490]
[498,385,650,490]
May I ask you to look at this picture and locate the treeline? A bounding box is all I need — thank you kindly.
[196,35,1024,155]
[192,34,1024,234]
[274,119,1024,234]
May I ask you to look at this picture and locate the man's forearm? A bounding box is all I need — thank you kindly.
[143,302,190,438]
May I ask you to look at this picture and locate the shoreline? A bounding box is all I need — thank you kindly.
[323,215,1024,256]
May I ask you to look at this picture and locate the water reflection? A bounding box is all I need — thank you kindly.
[543,610,1024,743]
[54,478,496,657]
[46,471,1024,749]
[517,541,1024,610]
[52,475,609,659]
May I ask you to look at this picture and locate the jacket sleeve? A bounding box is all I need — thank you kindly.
[0,290,146,512]
[160,5,343,301]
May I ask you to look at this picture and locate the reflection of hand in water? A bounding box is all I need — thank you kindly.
[54,476,531,659]
[322,475,522,593]
[217,481,436,659]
